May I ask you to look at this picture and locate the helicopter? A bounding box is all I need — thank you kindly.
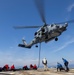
[14,0,74,49]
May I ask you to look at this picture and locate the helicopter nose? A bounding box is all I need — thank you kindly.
[64,23,68,27]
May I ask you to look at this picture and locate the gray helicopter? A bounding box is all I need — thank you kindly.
[14,0,74,48]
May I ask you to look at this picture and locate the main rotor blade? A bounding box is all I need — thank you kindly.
[55,20,74,24]
[14,26,41,29]
[34,0,46,24]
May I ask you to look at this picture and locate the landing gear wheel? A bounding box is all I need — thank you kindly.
[55,37,58,41]
[35,45,38,48]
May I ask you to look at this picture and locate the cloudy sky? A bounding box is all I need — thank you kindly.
[0,0,74,68]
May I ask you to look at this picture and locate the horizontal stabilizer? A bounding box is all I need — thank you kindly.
[18,44,25,47]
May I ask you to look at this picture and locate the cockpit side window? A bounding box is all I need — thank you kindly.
[34,32,37,35]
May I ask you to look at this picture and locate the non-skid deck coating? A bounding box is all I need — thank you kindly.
[0,68,74,75]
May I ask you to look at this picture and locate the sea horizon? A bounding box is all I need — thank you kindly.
[15,64,74,69]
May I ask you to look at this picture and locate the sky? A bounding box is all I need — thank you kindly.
[0,0,74,68]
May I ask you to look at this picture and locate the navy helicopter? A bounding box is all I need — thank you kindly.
[14,0,74,48]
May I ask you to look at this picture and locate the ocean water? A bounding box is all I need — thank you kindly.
[69,64,74,69]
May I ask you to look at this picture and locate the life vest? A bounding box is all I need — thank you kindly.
[11,65,15,70]
[33,64,37,69]
[30,64,33,69]
[4,64,9,70]
[42,58,47,65]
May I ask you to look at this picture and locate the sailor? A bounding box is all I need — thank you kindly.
[33,64,37,70]
[57,62,64,71]
[11,64,15,71]
[62,58,69,72]
[42,58,48,71]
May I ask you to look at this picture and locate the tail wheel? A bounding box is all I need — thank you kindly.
[55,37,58,41]
[35,45,38,48]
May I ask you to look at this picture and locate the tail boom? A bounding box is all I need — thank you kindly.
[18,44,31,48]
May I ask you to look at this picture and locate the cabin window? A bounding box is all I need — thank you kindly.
[38,33,40,35]
[34,32,37,35]
[56,26,59,28]
[41,28,45,32]
[51,24,53,27]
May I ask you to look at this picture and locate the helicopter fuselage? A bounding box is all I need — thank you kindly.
[18,23,68,48]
